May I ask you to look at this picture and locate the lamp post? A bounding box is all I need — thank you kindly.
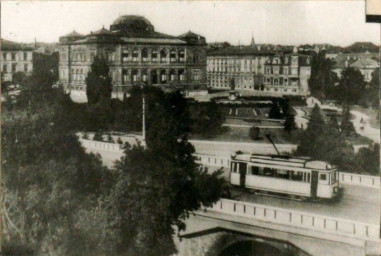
[140,81,147,146]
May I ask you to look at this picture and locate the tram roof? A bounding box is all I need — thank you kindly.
[232,153,335,171]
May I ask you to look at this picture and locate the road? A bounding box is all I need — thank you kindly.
[204,166,379,225]
[81,141,378,225]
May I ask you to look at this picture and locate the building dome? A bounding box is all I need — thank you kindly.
[110,15,154,33]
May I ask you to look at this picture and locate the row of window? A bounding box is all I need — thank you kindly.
[264,77,299,86]
[231,163,334,184]
[2,52,31,61]
[63,68,203,84]
[2,63,30,73]
[66,48,191,63]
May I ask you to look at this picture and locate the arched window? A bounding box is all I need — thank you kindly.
[151,69,158,84]
[179,69,185,81]
[122,49,129,62]
[152,49,158,62]
[169,69,176,81]
[132,69,139,82]
[142,49,148,62]
[133,49,139,62]
[141,69,148,82]
[170,49,176,62]
[160,69,167,83]
[179,49,185,62]
[160,49,167,63]
[122,69,129,84]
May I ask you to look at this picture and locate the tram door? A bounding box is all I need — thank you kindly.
[239,162,247,188]
[311,171,319,197]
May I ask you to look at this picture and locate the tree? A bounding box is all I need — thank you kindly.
[284,113,297,133]
[338,67,366,105]
[2,73,108,255]
[268,101,282,119]
[104,87,224,255]
[340,105,356,136]
[308,52,337,99]
[356,143,380,175]
[249,126,260,140]
[85,56,113,105]
[296,104,356,172]
[190,100,226,137]
[296,104,326,157]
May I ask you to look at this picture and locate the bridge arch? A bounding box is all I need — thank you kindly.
[202,230,307,256]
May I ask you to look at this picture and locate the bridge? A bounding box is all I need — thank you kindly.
[79,138,380,256]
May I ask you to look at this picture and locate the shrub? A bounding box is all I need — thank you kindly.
[249,126,260,140]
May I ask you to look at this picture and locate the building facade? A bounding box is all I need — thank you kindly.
[58,15,207,95]
[332,52,380,82]
[207,46,311,96]
[263,51,311,95]
[1,39,34,82]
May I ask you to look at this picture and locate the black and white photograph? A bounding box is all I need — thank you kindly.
[1,1,380,256]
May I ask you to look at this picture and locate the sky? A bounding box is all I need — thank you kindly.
[1,1,380,47]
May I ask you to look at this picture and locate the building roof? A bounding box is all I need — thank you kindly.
[60,15,206,46]
[1,38,34,51]
[90,27,116,36]
[208,45,277,57]
[333,52,380,69]
[177,31,206,46]
[350,58,379,69]
[62,30,84,38]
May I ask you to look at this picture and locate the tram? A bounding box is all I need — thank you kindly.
[229,153,340,199]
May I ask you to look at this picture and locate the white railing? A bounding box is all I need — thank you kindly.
[79,139,123,153]
[204,199,379,241]
[194,154,380,188]
[339,172,380,188]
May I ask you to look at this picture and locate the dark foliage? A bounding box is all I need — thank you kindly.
[308,52,337,99]
[284,113,297,133]
[2,69,109,255]
[249,126,260,140]
[103,87,224,256]
[268,101,282,119]
[338,67,366,105]
[85,56,113,105]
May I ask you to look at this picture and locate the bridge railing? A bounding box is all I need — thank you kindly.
[194,154,380,188]
[80,142,380,188]
[339,172,379,188]
[79,139,123,153]
[206,199,379,241]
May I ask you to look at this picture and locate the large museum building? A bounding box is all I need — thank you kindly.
[58,15,207,96]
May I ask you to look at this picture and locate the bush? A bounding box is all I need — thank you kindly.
[249,126,261,140]
[82,132,89,139]
[107,134,114,143]
[93,131,103,141]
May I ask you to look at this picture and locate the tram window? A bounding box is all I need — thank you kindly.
[307,173,311,183]
[264,168,275,177]
[320,174,327,181]
[331,172,336,184]
[276,169,289,179]
[250,166,260,175]
[303,173,306,182]
[231,162,237,173]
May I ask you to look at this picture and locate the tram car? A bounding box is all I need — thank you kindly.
[230,153,340,199]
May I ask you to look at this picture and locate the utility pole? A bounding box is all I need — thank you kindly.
[141,82,146,146]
